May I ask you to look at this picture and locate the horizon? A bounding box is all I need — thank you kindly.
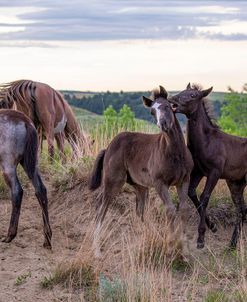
[0,1,247,92]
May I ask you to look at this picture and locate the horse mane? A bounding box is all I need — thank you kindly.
[150,88,162,100]
[0,80,35,117]
[191,83,219,129]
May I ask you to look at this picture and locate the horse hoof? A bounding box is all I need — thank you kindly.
[197,242,204,249]
[211,224,217,233]
[1,235,14,243]
[228,243,237,251]
[43,242,52,249]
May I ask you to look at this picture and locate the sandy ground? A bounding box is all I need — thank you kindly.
[0,174,246,302]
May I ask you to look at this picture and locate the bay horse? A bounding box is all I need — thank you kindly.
[0,109,52,248]
[0,80,83,161]
[170,83,247,249]
[89,86,193,257]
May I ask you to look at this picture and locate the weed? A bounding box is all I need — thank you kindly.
[41,260,98,290]
[203,289,229,302]
[98,274,127,302]
[15,271,31,286]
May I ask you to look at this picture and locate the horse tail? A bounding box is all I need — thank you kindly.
[88,149,106,190]
[23,122,39,179]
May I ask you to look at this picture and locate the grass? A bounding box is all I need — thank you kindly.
[15,271,31,286]
[203,290,229,302]
[41,260,98,290]
[1,108,245,301]
[33,126,246,302]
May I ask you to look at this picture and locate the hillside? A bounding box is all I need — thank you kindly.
[0,158,246,302]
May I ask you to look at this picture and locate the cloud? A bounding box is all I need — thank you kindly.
[0,1,247,42]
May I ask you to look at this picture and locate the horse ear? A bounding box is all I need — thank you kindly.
[202,86,213,97]
[159,85,168,99]
[186,83,191,90]
[142,96,153,108]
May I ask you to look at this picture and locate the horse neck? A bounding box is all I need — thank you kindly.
[187,100,214,145]
[161,118,186,154]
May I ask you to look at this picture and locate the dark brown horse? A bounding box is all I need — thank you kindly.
[0,109,52,248]
[170,83,247,249]
[89,86,193,256]
[0,80,83,161]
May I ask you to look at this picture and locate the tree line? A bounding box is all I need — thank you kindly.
[63,89,246,137]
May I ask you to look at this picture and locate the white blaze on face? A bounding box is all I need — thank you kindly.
[152,102,162,127]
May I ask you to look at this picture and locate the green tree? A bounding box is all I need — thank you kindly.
[219,88,247,137]
[118,104,135,130]
[103,105,117,126]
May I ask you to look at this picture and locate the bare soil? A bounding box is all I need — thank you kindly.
[0,173,246,302]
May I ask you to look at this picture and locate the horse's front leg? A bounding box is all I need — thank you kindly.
[188,168,217,233]
[155,182,176,220]
[176,181,190,223]
[197,170,220,249]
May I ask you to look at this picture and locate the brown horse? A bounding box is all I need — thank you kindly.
[170,83,247,249]
[89,86,193,256]
[0,80,83,161]
[0,109,52,248]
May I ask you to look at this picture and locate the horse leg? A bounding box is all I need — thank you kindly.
[1,167,23,243]
[188,168,217,232]
[133,184,149,222]
[94,175,126,258]
[176,181,191,252]
[226,179,246,249]
[37,126,43,154]
[30,170,52,248]
[176,182,190,223]
[55,132,66,163]
[42,120,55,160]
[197,171,220,249]
[155,182,176,220]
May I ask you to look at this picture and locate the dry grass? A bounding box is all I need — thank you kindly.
[1,122,245,302]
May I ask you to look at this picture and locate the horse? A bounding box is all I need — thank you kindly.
[89,86,193,257]
[0,109,52,248]
[0,80,83,161]
[169,83,247,249]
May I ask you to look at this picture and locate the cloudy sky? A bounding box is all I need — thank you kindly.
[0,0,247,91]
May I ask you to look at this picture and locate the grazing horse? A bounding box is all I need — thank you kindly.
[170,83,247,249]
[0,110,52,248]
[0,80,83,161]
[89,86,193,256]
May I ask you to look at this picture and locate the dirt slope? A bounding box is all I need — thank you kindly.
[0,173,246,302]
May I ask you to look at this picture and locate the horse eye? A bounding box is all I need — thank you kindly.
[190,93,196,98]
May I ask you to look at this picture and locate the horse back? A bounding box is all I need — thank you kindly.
[104,131,192,187]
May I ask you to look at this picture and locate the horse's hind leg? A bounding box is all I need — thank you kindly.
[55,132,66,163]
[30,170,52,248]
[1,166,23,243]
[227,179,246,249]
[133,184,148,222]
[94,175,126,258]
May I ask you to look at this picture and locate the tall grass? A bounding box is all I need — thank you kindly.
[7,112,244,302]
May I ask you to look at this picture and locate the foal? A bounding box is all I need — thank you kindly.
[89,86,193,256]
[0,110,52,248]
[170,83,247,249]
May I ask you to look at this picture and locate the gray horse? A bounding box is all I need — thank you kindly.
[0,109,52,248]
